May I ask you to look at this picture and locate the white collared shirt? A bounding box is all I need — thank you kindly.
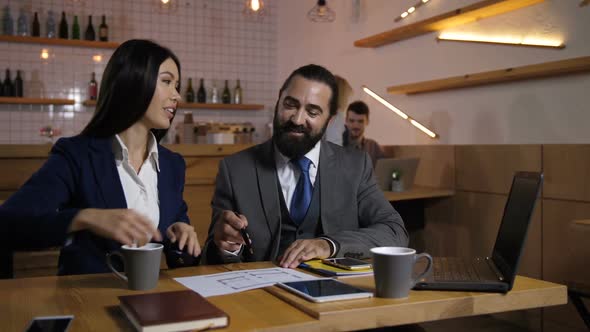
[275,141,321,210]
[112,133,160,228]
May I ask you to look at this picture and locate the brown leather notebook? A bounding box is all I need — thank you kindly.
[119,290,229,332]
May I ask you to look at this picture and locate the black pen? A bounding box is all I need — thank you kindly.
[234,211,254,255]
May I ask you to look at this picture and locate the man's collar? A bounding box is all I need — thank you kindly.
[274,139,322,168]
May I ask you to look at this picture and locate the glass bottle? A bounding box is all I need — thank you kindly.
[2,6,14,35]
[0,78,3,97]
[222,80,231,104]
[3,69,14,97]
[84,15,95,41]
[98,15,108,41]
[210,81,219,104]
[88,72,97,100]
[185,78,195,103]
[233,79,242,104]
[58,11,68,39]
[197,78,206,103]
[72,15,80,39]
[46,10,56,38]
[17,7,28,36]
[32,12,40,37]
[182,111,194,144]
[14,70,23,97]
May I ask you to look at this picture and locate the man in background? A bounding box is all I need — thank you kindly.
[344,100,385,167]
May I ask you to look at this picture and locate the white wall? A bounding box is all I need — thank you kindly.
[0,0,277,144]
[277,0,590,145]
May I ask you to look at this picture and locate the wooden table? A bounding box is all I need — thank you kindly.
[383,186,454,230]
[383,186,454,202]
[572,219,590,227]
[1,262,566,332]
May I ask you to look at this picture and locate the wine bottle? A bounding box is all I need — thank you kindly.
[46,10,56,38]
[222,80,231,104]
[185,78,195,103]
[88,72,97,100]
[72,15,80,39]
[58,11,68,39]
[32,12,40,37]
[84,15,95,41]
[17,7,28,36]
[210,81,219,104]
[197,78,206,103]
[98,15,108,41]
[2,6,14,35]
[3,69,14,97]
[14,70,23,97]
[233,79,242,104]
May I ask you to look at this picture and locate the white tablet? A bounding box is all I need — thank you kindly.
[277,279,373,303]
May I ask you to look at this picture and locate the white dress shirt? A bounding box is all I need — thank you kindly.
[112,133,160,229]
[274,141,321,210]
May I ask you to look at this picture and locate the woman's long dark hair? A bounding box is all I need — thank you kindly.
[81,39,181,142]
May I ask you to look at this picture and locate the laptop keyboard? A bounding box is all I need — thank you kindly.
[433,257,482,281]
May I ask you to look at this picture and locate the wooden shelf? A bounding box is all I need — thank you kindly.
[354,0,545,48]
[83,100,264,110]
[0,35,119,49]
[387,55,590,95]
[0,97,75,105]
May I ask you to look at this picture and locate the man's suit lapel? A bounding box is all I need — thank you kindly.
[89,137,127,209]
[319,140,337,234]
[254,141,281,259]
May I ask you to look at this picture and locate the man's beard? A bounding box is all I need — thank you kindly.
[272,116,328,160]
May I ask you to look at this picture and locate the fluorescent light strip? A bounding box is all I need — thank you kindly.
[395,0,430,22]
[362,86,438,139]
[437,32,565,49]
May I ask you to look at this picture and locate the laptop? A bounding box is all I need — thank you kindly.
[374,157,420,191]
[414,171,543,293]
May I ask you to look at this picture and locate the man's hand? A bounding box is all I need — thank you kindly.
[70,208,162,247]
[279,238,331,268]
[213,210,248,253]
[166,222,201,257]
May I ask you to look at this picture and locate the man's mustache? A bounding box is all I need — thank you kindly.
[280,121,310,134]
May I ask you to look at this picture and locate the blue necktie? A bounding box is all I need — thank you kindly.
[290,157,313,225]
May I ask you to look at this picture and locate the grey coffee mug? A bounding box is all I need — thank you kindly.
[106,243,163,291]
[371,247,433,299]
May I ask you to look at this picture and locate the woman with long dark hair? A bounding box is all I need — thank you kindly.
[1,39,200,275]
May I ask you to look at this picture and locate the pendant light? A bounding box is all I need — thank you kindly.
[243,0,266,19]
[307,0,335,23]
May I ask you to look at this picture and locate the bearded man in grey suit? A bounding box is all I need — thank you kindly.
[202,64,408,268]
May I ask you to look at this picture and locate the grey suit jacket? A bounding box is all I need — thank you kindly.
[202,139,408,264]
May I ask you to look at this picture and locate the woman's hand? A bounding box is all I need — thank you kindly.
[70,208,162,247]
[166,222,201,257]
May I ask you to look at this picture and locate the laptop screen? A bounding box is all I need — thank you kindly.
[492,172,543,285]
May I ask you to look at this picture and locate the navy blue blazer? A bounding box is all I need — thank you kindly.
[0,135,189,275]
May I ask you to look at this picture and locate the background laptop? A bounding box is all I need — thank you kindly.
[374,157,420,192]
[414,171,543,293]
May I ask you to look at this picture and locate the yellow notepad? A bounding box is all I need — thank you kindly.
[299,259,373,277]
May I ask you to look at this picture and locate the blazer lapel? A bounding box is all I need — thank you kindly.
[254,141,281,259]
[157,148,172,234]
[319,140,337,234]
[89,137,127,209]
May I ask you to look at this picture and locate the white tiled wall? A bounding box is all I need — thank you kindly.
[0,0,277,144]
